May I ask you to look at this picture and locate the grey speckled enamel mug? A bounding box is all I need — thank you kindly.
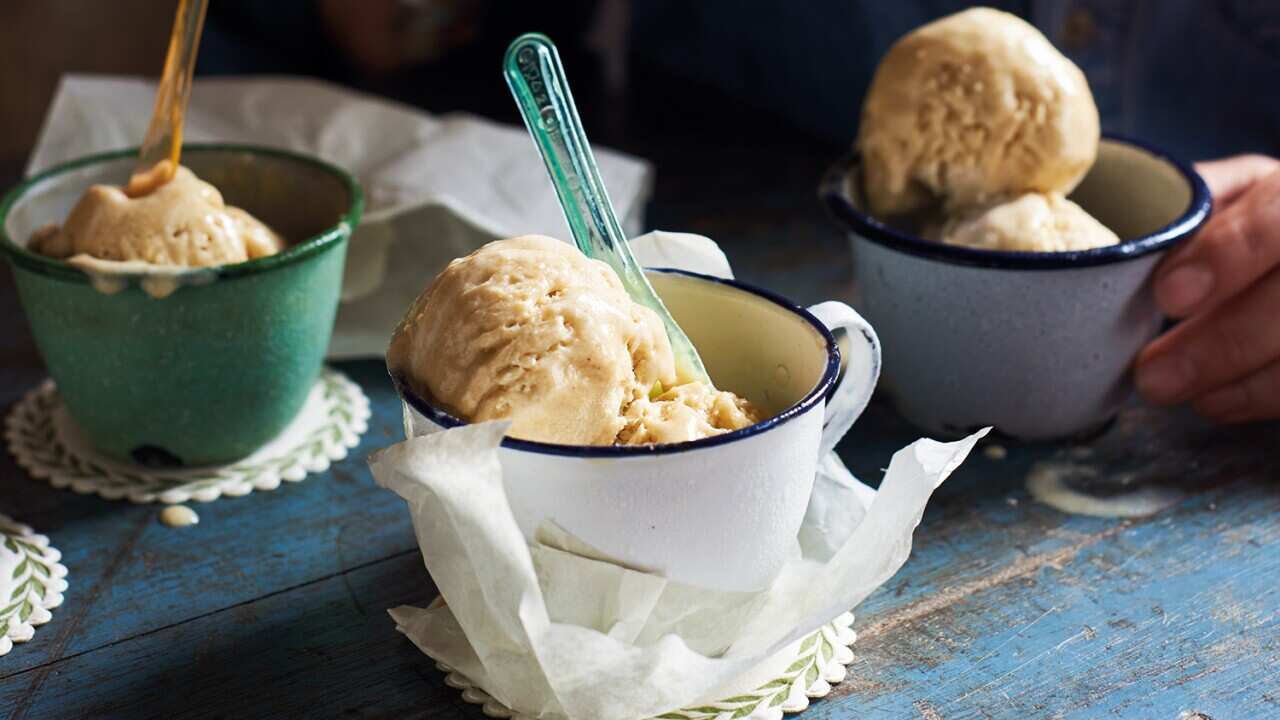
[821,136,1212,441]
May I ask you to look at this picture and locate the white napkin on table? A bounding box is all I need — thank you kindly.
[27,74,655,358]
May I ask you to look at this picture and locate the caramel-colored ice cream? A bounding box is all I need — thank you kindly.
[388,235,760,446]
[857,7,1100,219]
[937,192,1120,252]
[31,164,283,267]
[618,381,759,445]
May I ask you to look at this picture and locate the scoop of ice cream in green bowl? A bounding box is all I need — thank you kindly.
[0,145,363,466]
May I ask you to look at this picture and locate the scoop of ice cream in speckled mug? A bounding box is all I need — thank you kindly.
[933,192,1120,253]
[857,7,1101,224]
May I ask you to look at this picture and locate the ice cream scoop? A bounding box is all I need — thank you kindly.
[387,235,760,446]
[858,7,1100,219]
[937,192,1120,252]
[30,164,283,267]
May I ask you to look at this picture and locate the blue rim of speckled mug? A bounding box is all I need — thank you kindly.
[0,144,364,283]
[390,268,844,458]
[819,134,1212,270]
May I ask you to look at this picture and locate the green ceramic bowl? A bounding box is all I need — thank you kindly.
[0,145,363,466]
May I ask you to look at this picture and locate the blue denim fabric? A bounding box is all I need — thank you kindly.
[632,0,1280,160]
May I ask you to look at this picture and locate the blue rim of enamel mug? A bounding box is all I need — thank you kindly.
[819,134,1212,270]
[390,268,844,458]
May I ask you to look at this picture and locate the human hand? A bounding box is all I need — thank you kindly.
[1135,154,1280,422]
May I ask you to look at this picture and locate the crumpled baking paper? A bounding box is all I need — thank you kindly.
[370,423,984,720]
[27,74,653,358]
[366,230,984,719]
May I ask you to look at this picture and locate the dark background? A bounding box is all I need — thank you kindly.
[1,0,1277,299]
[4,0,1278,167]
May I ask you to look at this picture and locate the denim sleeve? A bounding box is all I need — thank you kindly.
[629,0,1013,143]
[1127,0,1280,159]
[630,0,1279,160]
[198,0,329,76]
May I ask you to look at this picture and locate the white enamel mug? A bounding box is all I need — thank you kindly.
[821,136,1211,440]
[392,269,881,592]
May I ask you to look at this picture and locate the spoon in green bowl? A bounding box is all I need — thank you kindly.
[503,32,712,386]
[126,0,209,197]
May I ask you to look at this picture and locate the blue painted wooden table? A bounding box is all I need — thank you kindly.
[1,134,1277,720]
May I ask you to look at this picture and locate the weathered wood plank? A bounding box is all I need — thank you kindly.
[0,358,418,677]
[809,476,1280,719]
[4,388,1276,719]
[808,402,1280,720]
[0,551,463,720]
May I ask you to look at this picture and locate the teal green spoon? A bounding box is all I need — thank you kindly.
[503,32,712,386]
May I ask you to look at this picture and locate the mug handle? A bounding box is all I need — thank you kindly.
[807,301,881,456]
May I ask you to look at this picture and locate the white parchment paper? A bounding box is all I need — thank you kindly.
[27,75,654,358]
[370,423,984,720]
